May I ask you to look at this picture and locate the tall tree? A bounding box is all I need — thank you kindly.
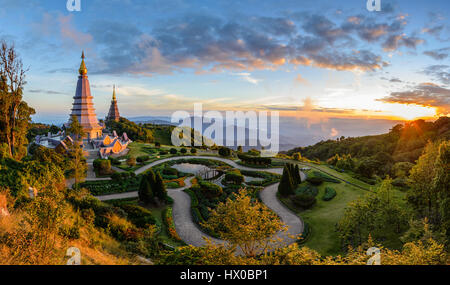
[154,172,167,202]
[138,176,154,204]
[67,142,87,189]
[203,189,285,257]
[278,165,295,197]
[66,115,85,141]
[0,41,34,159]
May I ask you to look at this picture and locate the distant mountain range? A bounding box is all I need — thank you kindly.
[128,115,406,151]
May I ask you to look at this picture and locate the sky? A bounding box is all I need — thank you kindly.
[0,0,449,145]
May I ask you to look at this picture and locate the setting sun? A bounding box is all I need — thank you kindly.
[381,103,437,120]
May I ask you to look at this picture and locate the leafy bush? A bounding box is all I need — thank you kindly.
[184,189,198,207]
[162,168,178,176]
[165,182,180,189]
[322,187,337,201]
[180,148,187,154]
[118,204,157,228]
[224,172,244,185]
[392,177,409,188]
[237,153,272,166]
[292,193,316,209]
[197,181,223,198]
[78,177,140,195]
[218,147,232,157]
[159,150,168,155]
[170,148,178,155]
[306,176,323,186]
[93,159,112,175]
[296,184,319,197]
[108,157,121,165]
[127,157,136,167]
[136,155,150,163]
[190,148,197,154]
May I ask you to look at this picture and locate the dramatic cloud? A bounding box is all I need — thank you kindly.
[85,11,422,76]
[423,47,450,60]
[378,83,450,115]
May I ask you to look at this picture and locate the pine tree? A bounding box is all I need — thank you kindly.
[154,172,168,202]
[138,175,153,204]
[278,165,295,197]
[294,164,301,184]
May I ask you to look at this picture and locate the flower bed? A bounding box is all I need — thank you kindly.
[163,207,181,241]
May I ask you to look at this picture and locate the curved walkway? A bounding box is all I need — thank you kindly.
[95,155,304,250]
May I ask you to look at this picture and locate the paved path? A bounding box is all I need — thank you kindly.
[95,156,305,250]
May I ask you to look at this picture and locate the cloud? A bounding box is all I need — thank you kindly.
[330,128,339,137]
[389,77,403,83]
[423,47,450,60]
[27,89,67,95]
[232,72,261,85]
[423,65,450,85]
[58,15,93,47]
[294,74,309,85]
[378,83,450,115]
[382,34,424,51]
[83,11,423,76]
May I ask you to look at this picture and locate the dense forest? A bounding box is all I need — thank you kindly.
[286,117,450,183]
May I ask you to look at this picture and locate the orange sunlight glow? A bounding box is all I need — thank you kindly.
[381,103,438,120]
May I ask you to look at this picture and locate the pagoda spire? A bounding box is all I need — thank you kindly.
[112,85,116,101]
[69,51,102,139]
[106,85,120,122]
[79,51,88,75]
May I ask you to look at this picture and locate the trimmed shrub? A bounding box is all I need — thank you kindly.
[322,187,337,201]
[126,157,136,167]
[169,148,178,155]
[111,172,122,181]
[292,193,316,209]
[190,148,197,154]
[108,157,121,165]
[93,159,112,175]
[159,150,168,155]
[136,155,150,163]
[162,167,178,176]
[180,148,187,154]
[237,153,272,166]
[218,146,232,157]
[224,172,244,185]
[296,184,319,197]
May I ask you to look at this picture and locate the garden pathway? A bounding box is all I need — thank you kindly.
[95,156,305,251]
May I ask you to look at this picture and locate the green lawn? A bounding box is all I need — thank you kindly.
[298,182,365,256]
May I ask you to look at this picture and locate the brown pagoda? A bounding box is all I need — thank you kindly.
[106,85,120,122]
[69,52,103,139]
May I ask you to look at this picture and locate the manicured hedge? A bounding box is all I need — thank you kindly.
[237,153,272,166]
[163,207,181,241]
[224,172,244,185]
[296,184,319,197]
[77,177,140,195]
[292,193,316,209]
[322,187,337,201]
